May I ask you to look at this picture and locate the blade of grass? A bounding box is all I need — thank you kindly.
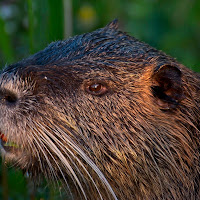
[48,0,64,41]
[27,0,34,54]
[2,162,8,200]
[34,0,49,51]
[0,17,14,66]
[63,0,73,38]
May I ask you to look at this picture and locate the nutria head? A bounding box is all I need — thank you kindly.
[0,20,200,199]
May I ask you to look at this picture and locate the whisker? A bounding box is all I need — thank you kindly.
[32,120,87,200]
[52,122,117,200]
[38,120,104,200]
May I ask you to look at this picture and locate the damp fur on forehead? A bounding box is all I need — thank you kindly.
[105,19,119,30]
[0,72,34,95]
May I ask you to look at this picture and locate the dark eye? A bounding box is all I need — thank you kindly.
[86,83,108,96]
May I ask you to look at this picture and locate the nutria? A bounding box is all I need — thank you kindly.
[0,20,200,200]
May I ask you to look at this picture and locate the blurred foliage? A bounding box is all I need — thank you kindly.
[0,0,199,70]
[0,0,199,199]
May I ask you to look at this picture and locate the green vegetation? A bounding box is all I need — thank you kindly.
[0,0,199,199]
[0,0,199,71]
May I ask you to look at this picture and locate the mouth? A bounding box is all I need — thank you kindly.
[0,131,20,157]
[0,131,33,169]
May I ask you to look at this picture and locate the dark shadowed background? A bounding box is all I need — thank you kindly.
[0,0,199,199]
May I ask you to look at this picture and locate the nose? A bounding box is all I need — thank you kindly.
[0,89,18,106]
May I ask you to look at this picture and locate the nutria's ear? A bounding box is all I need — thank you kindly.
[106,19,119,29]
[151,64,184,110]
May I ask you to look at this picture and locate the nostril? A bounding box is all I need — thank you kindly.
[5,94,18,104]
[0,89,18,106]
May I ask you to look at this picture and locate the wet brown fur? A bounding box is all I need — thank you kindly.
[0,20,200,199]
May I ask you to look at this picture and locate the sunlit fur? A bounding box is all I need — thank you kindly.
[0,20,200,199]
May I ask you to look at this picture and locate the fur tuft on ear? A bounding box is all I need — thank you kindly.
[106,19,119,30]
[151,64,184,110]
